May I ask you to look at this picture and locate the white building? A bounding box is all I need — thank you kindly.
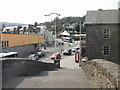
[43,30,53,44]
[36,25,46,35]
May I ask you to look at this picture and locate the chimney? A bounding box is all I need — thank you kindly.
[98,9,103,11]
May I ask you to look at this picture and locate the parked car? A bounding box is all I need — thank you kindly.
[37,51,45,58]
[28,54,39,60]
[64,39,69,42]
[51,53,61,60]
[75,41,80,45]
[72,47,80,52]
[63,49,72,55]
[61,42,64,45]
[56,41,61,45]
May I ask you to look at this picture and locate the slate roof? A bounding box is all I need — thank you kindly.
[84,9,119,24]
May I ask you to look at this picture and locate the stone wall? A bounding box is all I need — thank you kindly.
[81,59,119,89]
[2,59,57,86]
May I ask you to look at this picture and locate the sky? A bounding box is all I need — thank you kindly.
[0,0,119,24]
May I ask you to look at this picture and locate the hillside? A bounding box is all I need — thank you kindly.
[0,22,26,28]
[40,16,86,34]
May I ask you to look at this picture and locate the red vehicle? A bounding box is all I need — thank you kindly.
[51,53,61,60]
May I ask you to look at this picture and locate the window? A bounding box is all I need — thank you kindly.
[104,29,110,39]
[103,45,110,56]
[6,41,9,47]
[1,41,9,47]
[2,41,4,47]
[4,41,7,47]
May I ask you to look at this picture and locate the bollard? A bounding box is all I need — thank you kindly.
[54,60,60,68]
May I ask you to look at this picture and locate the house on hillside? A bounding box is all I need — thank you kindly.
[84,9,120,63]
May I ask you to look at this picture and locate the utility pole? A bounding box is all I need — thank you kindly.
[79,19,82,66]
[44,13,60,56]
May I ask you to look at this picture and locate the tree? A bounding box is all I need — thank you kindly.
[81,25,86,34]
[13,28,16,34]
[2,23,5,28]
[75,24,80,33]
[17,26,22,34]
[23,27,26,34]
[2,23,5,31]
[34,22,38,27]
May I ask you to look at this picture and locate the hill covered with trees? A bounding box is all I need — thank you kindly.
[0,22,26,28]
[40,16,86,34]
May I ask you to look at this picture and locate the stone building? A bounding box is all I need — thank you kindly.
[84,9,120,63]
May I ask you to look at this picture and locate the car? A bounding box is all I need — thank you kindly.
[61,42,64,45]
[63,49,72,55]
[36,51,45,58]
[72,47,80,52]
[51,53,61,60]
[64,39,69,42]
[28,54,39,60]
[75,41,80,45]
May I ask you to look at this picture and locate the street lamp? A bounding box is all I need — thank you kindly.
[44,12,60,55]
[79,19,82,66]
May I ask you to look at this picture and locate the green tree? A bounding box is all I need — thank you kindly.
[34,22,38,27]
[2,23,5,31]
[23,27,26,34]
[75,24,80,32]
[17,26,22,34]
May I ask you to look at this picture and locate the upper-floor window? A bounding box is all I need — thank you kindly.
[104,29,110,39]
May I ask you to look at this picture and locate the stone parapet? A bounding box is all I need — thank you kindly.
[2,58,57,86]
[81,58,119,88]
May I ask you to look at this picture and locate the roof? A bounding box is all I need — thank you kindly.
[84,9,119,24]
[60,30,70,36]
[73,34,86,37]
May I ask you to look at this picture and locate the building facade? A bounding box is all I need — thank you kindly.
[84,9,120,63]
[0,34,44,57]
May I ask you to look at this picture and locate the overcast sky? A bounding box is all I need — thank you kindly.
[0,0,119,24]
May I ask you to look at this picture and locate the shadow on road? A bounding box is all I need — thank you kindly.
[2,59,58,88]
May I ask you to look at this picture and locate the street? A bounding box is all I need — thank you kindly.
[2,39,93,88]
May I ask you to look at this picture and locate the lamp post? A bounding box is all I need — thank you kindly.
[44,13,60,55]
[79,19,82,66]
